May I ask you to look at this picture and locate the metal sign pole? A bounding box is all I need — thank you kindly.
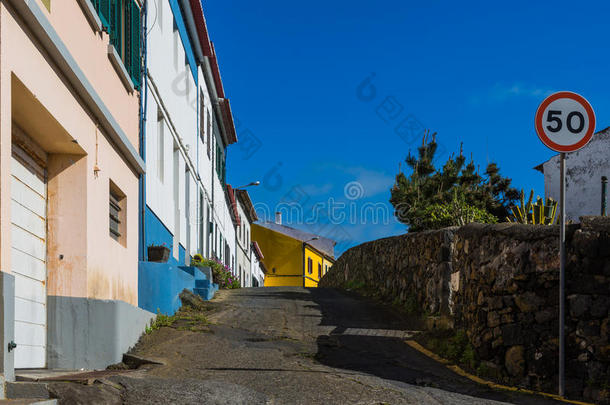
[559,152,566,397]
[535,92,595,398]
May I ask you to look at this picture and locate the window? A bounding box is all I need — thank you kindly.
[206,111,212,158]
[109,181,126,246]
[318,263,322,279]
[215,143,225,182]
[92,0,141,88]
[199,92,205,143]
[307,258,313,274]
[157,108,164,182]
[109,192,121,239]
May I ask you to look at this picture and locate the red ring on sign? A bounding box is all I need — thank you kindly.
[535,91,596,152]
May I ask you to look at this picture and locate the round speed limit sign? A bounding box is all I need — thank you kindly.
[535,91,596,152]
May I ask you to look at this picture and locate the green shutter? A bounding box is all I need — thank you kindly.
[97,0,110,28]
[109,0,122,55]
[129,0,141,89]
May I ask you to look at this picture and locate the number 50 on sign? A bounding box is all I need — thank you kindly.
[535,91,596,153]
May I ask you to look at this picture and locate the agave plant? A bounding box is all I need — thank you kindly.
[507,189,557,225]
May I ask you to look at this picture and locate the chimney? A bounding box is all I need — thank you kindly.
[275,212,282,224]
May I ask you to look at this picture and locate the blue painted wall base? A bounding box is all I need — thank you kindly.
[144,205,187,266]
[138,261,218,315]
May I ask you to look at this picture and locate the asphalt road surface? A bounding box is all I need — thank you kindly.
[51,287,566,404]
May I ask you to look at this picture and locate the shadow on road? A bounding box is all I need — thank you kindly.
[303,287,564,405]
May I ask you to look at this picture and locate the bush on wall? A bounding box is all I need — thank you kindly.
[191,254,240,289]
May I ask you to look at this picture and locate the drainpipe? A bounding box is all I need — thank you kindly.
[602,176,608,216]
[210,128,215,260]
[138,0,149,261]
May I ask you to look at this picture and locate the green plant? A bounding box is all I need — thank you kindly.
[145,311,177,334]
[191,256,240,289]
[507,189,557,225]
[404,295,419,315]
[427,330,477,369]
[145,306,210,334]
[149,243,168,248]
[416,189,498,230]
[390,131,519,232]
[345,280,366,290]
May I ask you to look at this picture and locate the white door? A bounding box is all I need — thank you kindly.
[11,143,47,368]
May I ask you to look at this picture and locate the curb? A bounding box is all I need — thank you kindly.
[404,340,595,405]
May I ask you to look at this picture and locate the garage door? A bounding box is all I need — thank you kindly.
[11,143,47,369]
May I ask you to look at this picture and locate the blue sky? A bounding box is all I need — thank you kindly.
[204,1,610,255]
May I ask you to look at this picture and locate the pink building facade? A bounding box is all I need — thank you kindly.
[0,0,153,381]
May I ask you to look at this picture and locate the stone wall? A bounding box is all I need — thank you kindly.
[319,217,610,402]
[321,229,456,316]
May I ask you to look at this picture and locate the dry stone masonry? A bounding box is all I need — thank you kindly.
[319,217,610,403]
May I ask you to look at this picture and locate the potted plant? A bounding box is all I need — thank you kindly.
[148,243,170,263]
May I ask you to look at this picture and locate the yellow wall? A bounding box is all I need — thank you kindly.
[322,257,333,278]
[252,224,335,288]
[304,248,335,287]
[304,247,323,287]
[252,224,304,287]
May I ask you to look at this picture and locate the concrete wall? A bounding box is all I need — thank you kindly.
[320,219,610,402]
[0,274,15,382]
[541,128,610,222]
[1,1,140,305]
[144,206,186,265]
[47,297,154,370]
[138,262,216,315]
[0,0,144,378]
[41,0,140,145]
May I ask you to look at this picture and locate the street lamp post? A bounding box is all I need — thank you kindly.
[235,181,260,190]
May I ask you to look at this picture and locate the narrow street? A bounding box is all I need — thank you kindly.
[50,287,565,404]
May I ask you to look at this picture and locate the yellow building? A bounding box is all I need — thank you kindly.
[252,221,335,287]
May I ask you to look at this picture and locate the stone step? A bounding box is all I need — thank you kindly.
[195,279,211,288]
[5,382,50,400]
[193,288,213,300]
[193,284,218,300]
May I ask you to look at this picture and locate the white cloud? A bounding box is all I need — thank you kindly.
[300,183,334,196]
[490,82,555,100]
[344,166,394,198]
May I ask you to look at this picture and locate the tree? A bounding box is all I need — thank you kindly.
[390,131,519,231]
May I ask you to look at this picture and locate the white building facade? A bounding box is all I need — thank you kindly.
[536,127,610,222]
[251,241,266,287]
[233,188,257,287]
[142,0,238,269]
